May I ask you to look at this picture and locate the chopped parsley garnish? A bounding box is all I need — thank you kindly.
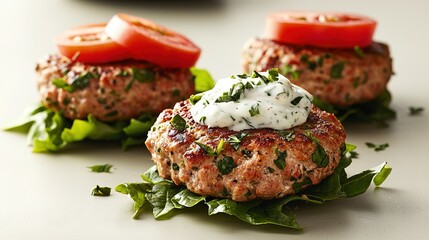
[306,132,329,167]
[196,140,225,156]
[409,106,424,116]
[52,78,73,92]
[216,156,236,175]
[281,65,301,80]
[267,68,279,81]
[365,142,389,151]
[276,130,295,141]
[354,46,365,58]
[88,164,113,173]
[170,114,188,131]
[71,72,95,90]
[125,68,155,92]
[117,69,130,77]
[91,185,111,197]
[251,71,270,84]
[195,142,216,156]
[172,163,180,171]
[216,139,225,156]
[274,148,287,170]
[227,132,249,151]
[132,68,155,83]
[237,73,248,79]
[249,103,260,117]
[291,96,303,106]
[353,76,360,88]
[172,89,181,97]
[241,117,254,128]
[216,82,245,103]
[52,72,95,93]
[330,61,345,79]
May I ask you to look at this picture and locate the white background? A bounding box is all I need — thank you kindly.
[1,0,428,239]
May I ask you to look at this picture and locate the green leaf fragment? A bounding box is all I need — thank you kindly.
[354,46,365,58]
[88,164,113,173]
[170,114,188,131]
[373,164,392,186]
[216,156,236,175]
[330,61,345,79]
[274,149,287,170]
[409,106,424,116]
[91,185,111,197]
[3,105,156,152]
[365,142,389,151]
[195,142,216,156]
[227,132,248,151]
[190,67,216,93]
[249,103,260,116]
[312,90,396,127]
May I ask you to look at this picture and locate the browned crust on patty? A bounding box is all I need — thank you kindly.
[145,100,346,202]
[242,38,393,106]
[36,54,195,121]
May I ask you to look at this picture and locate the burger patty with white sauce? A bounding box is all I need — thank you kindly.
[36,54,195,121]
[242,38,393,107]
[145,70,346,202]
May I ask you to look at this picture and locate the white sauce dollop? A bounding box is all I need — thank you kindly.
[190,70,313,131]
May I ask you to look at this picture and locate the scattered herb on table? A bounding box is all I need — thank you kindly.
[91,185,111,197]
[409,106,424,116]
[88,164,113,173]
[365,142,389,151]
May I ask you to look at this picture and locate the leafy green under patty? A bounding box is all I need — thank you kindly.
[312,89,396,127]
[116,144,391,229]
[3,68,215,152]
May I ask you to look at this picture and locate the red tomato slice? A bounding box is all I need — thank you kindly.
[105,13,201,68]
[56,23,132,63]
[265,11,377,48]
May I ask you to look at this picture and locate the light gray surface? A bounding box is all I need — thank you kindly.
[1,0,428,239]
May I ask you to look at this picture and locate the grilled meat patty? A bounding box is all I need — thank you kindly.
[145,100,346,202]
[36,55,195,121]
[242,38,393,107]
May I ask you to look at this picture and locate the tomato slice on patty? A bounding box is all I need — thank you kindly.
[105,13,201,68]
[56,23,132,63]
[265,11,377,48]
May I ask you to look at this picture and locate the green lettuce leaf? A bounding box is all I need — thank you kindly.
[190,67,216,93]
[4,105,156,152]
[312,89,396,127]
[3,68,215,152]
[116,144,391,229]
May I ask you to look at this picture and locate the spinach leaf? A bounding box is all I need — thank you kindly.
[116,145,391,229]
[312,90,396,127]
